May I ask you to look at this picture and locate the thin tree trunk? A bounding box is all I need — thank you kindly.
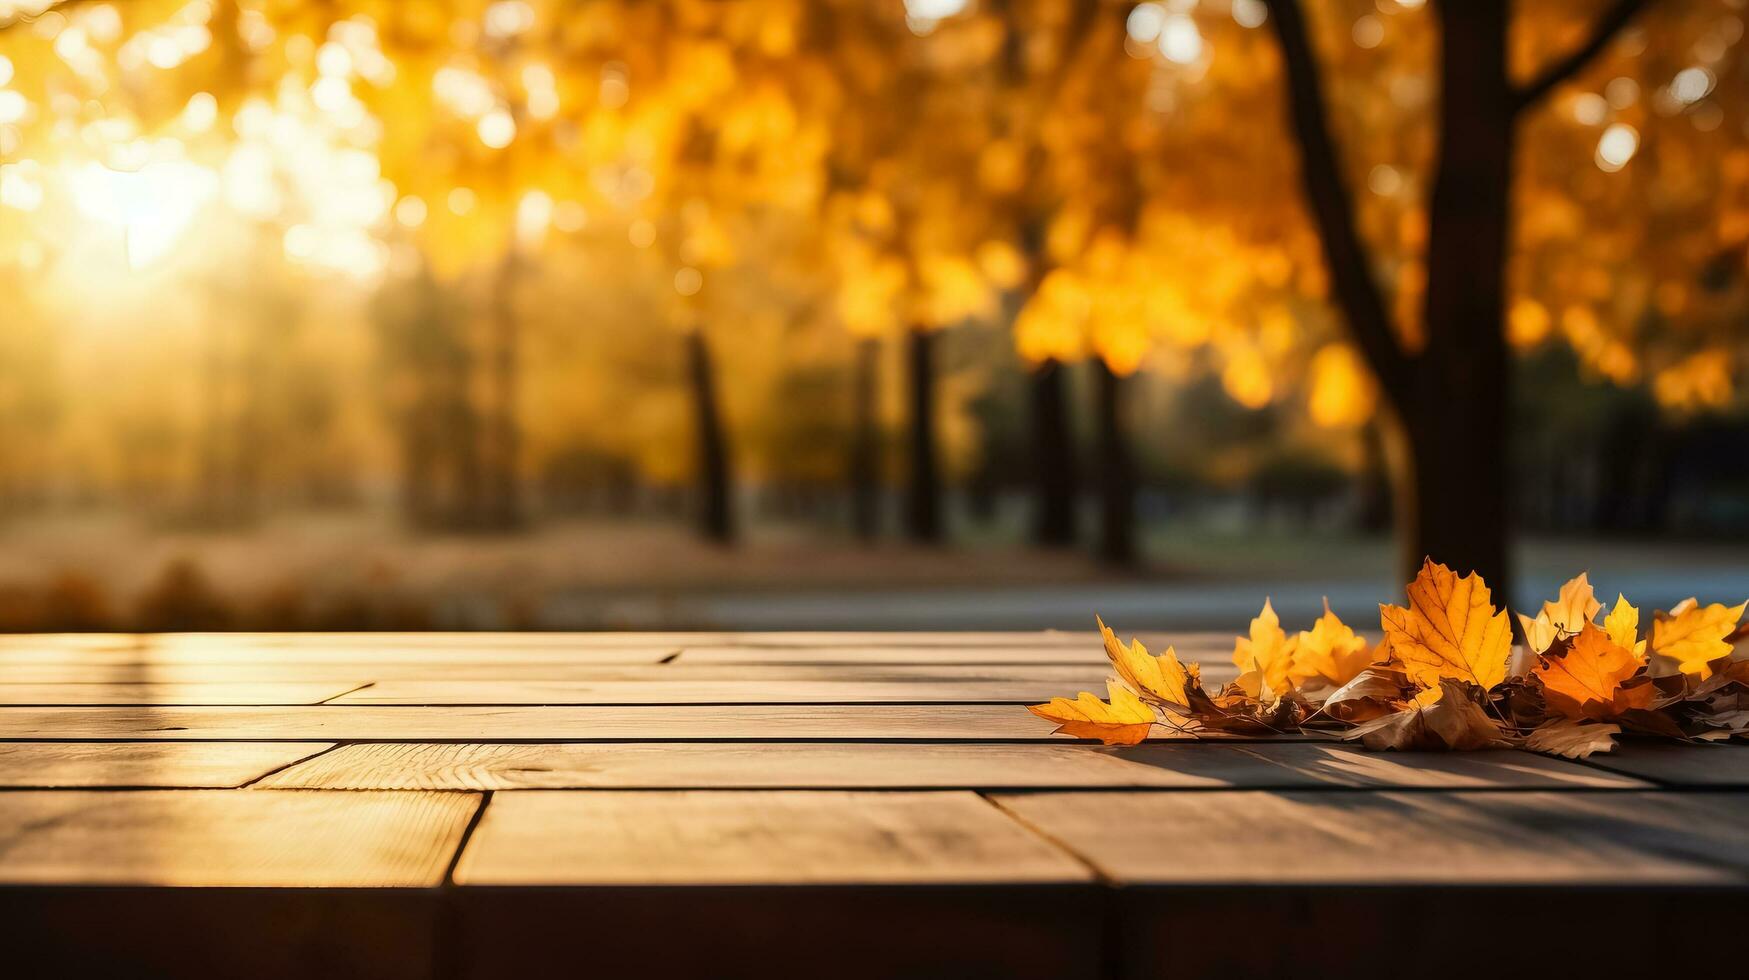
[1030,357,1077,547]
[688,327,734,544]
[1094,359,1136,566]
[850,336,880,540]
[905,327,941,542]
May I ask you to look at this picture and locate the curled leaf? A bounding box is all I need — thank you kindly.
[1098,617,1190,713]
[1518,573,1601,655]
[1343,678,1512,752]
[1318,664,1413,723]
[1525,719,1620,759]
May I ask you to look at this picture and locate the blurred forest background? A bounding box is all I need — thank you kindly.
[0,0,1746,631]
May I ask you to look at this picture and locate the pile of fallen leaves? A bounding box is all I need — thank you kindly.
[1028,559,1749,758]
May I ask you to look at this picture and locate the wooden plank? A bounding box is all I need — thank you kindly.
[0,661,1113,685]
[0,682,362,705]
[1223,743,1648,789]
[257,741,1635,791]
[0,704,1196,741]
[256,742,1329,790]
[146,631,729,649]
[14,644,677,665]
[1580,743,1749,786]
[330,677,1109,704]
[672,643,1235,665]
[0,789,479,885]
[992,790,1749,885]
[1,888,442,980]
[0,742,333,787]
[455,790,1089,885]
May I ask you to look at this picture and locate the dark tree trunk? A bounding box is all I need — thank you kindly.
[850,337,880,540]
[1403,1,1514,592]
[1094,359,1136,566]
[1357,418,1393,532]
[687,327,734,544]
[1030,357,1077,547]
[905,327,941,542]
[1262,0,1661,598]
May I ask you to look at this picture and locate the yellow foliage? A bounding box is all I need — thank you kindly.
[1381,559,1512,692]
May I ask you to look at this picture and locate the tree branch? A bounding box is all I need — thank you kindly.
[1512,0,1654,114]
[1262,0,1413,408]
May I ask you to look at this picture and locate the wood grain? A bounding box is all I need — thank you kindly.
[0,703,1160,740]
[256,741,1320,790]
[993,790,1749,884]
[0,662,1115,685]
[0,742,334,787]
[0,789,479,885]
[330,677,1108,704]
[0,683,362,705]
[1219,743,1648,789]
[672,642,1239,669]
[1580,743,1749,786]
[453,790,1089,885]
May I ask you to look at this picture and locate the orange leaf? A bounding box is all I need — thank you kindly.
[1535,624,1642,720]
[1380,558,1512,691]
[1027,679,1157,745]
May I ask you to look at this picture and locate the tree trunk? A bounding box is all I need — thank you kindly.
[1094,359,1136,566]
[1402,1,1514,593]
[1030,357,1077,547]
[687,327,734,544]
[905,327,941,542]
[850,336,880,540]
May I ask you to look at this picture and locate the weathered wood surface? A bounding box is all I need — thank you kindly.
[0,742,334,787]
[454,790,1090,885]
[258,741,1642,791]
[0,682,363,705]
[0,630,1742,980]
[0,789,479,885]
[331,677,1109,704]
[1581,742,1749,786]
[992,789,1749,884]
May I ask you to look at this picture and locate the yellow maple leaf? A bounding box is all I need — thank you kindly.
[1650,598,1749,679]
[1602,594,1645,657]
[1288,599,1372,689]
[1232,598,1296,701]
[1097,617,1190,712]
[1026,679,1157,745]
[1517,573,1601,654]
[1535,624,1643,720]
[1380,558,1512,691]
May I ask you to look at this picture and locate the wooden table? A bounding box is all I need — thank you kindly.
[2,631,1746,979]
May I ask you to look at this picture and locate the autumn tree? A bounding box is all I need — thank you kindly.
[1261,0,1658,592]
